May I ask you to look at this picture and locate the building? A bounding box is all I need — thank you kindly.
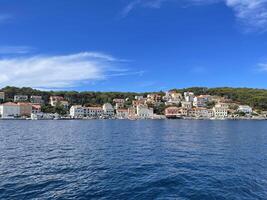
[84,107,103,117]
[32,104,42,114]
[132,99,146,107]
[116,109,129,119]
[60,100,69,109]
[181,101,192,109]
[238,105,253,114]
[49,96,64,106]
[49,96,69,109]
[113,99,125,104]
[0,102,20,118]
[14,95,28,102]
[136,105,154,119]
[18,103,32,117]
[103,103,114,116]
[213,103,229,118]
[193,95,212,107]
[128,107,136,118]
[0,92,5,102]
[113,99,125,109]
[30,96,43,104]
[164,91,183,105]
[194,108,214,118]
[184,92,194,102]
[70,105,84,118]
[146,94,162,105]
[135,96,145,100]
[165,106,180,118]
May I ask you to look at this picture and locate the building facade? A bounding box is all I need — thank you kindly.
[30,96,43,104]
[136,105,154,119]
[14,95,28,102]
[0,102,20,118]
[103,103,114,116]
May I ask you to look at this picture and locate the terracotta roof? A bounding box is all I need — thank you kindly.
[1,102,18,106]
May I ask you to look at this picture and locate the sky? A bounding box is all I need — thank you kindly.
[1,0,267,92]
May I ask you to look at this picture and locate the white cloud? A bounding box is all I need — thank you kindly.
[0,46,35,54]
[121,0,169,17]
[123,0,267,32]
[225,0,267,32]
[0,52,132,89]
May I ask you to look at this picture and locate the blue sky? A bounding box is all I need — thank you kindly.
[1,0,267,92]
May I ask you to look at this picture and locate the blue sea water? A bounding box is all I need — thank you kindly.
[0,120,267,200]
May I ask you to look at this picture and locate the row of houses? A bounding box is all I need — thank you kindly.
[0,102,41,118]
[0,93,70,119]
[70,103,154,119]
[165,103,253,119]
[0,92,69,106]
[0,90,257,120]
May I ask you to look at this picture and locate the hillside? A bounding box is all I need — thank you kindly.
[1,86,267,110]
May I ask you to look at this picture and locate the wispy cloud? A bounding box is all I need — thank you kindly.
[122,0,267,32]
[258,62,267,71]
[0,52,135,89]
[121,0,169,17]
[0,14,12,23]
[225,0,267,32]
[0,46,35,55]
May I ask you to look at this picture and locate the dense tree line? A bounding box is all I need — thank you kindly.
[1,86,267,110]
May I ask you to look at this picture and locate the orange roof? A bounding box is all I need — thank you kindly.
[2,102,18,106]
[117,109,128,112]
[17,102,32,106]
[32,104,41,109]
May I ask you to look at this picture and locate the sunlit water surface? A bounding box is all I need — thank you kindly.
[0,120,267,199]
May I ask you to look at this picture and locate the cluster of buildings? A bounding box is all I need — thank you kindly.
[0,90,265,120]
[0,92,69,119]
[70,98,155,119]
[164,91,256,119]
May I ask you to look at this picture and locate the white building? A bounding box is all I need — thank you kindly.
[238,105,252,114]
[116,109,129,119]
[70,105,84,118]
[84,107,104,117]
[0,102,20,118]
[60,101,69,109]
[135,96,145,100]
[164,91,183,105]
[181,101,192,109]
[136,105,154,119]
[14,95,28,102]
[184,92,194,102]
[194,108,214,118]
[30,96,43,104]
[213,103,229,118]
[49,96,64,106]
[103,103,114,116]
[113,99,125,109]
[193,95,211,107]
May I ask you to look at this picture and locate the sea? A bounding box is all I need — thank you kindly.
[0,120,266,200]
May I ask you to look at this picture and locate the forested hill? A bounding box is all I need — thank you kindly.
[1,86,267,110]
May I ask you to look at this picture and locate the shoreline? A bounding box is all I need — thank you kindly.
[0,118,266,121]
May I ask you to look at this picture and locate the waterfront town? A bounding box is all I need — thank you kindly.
[0,90,266,120]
